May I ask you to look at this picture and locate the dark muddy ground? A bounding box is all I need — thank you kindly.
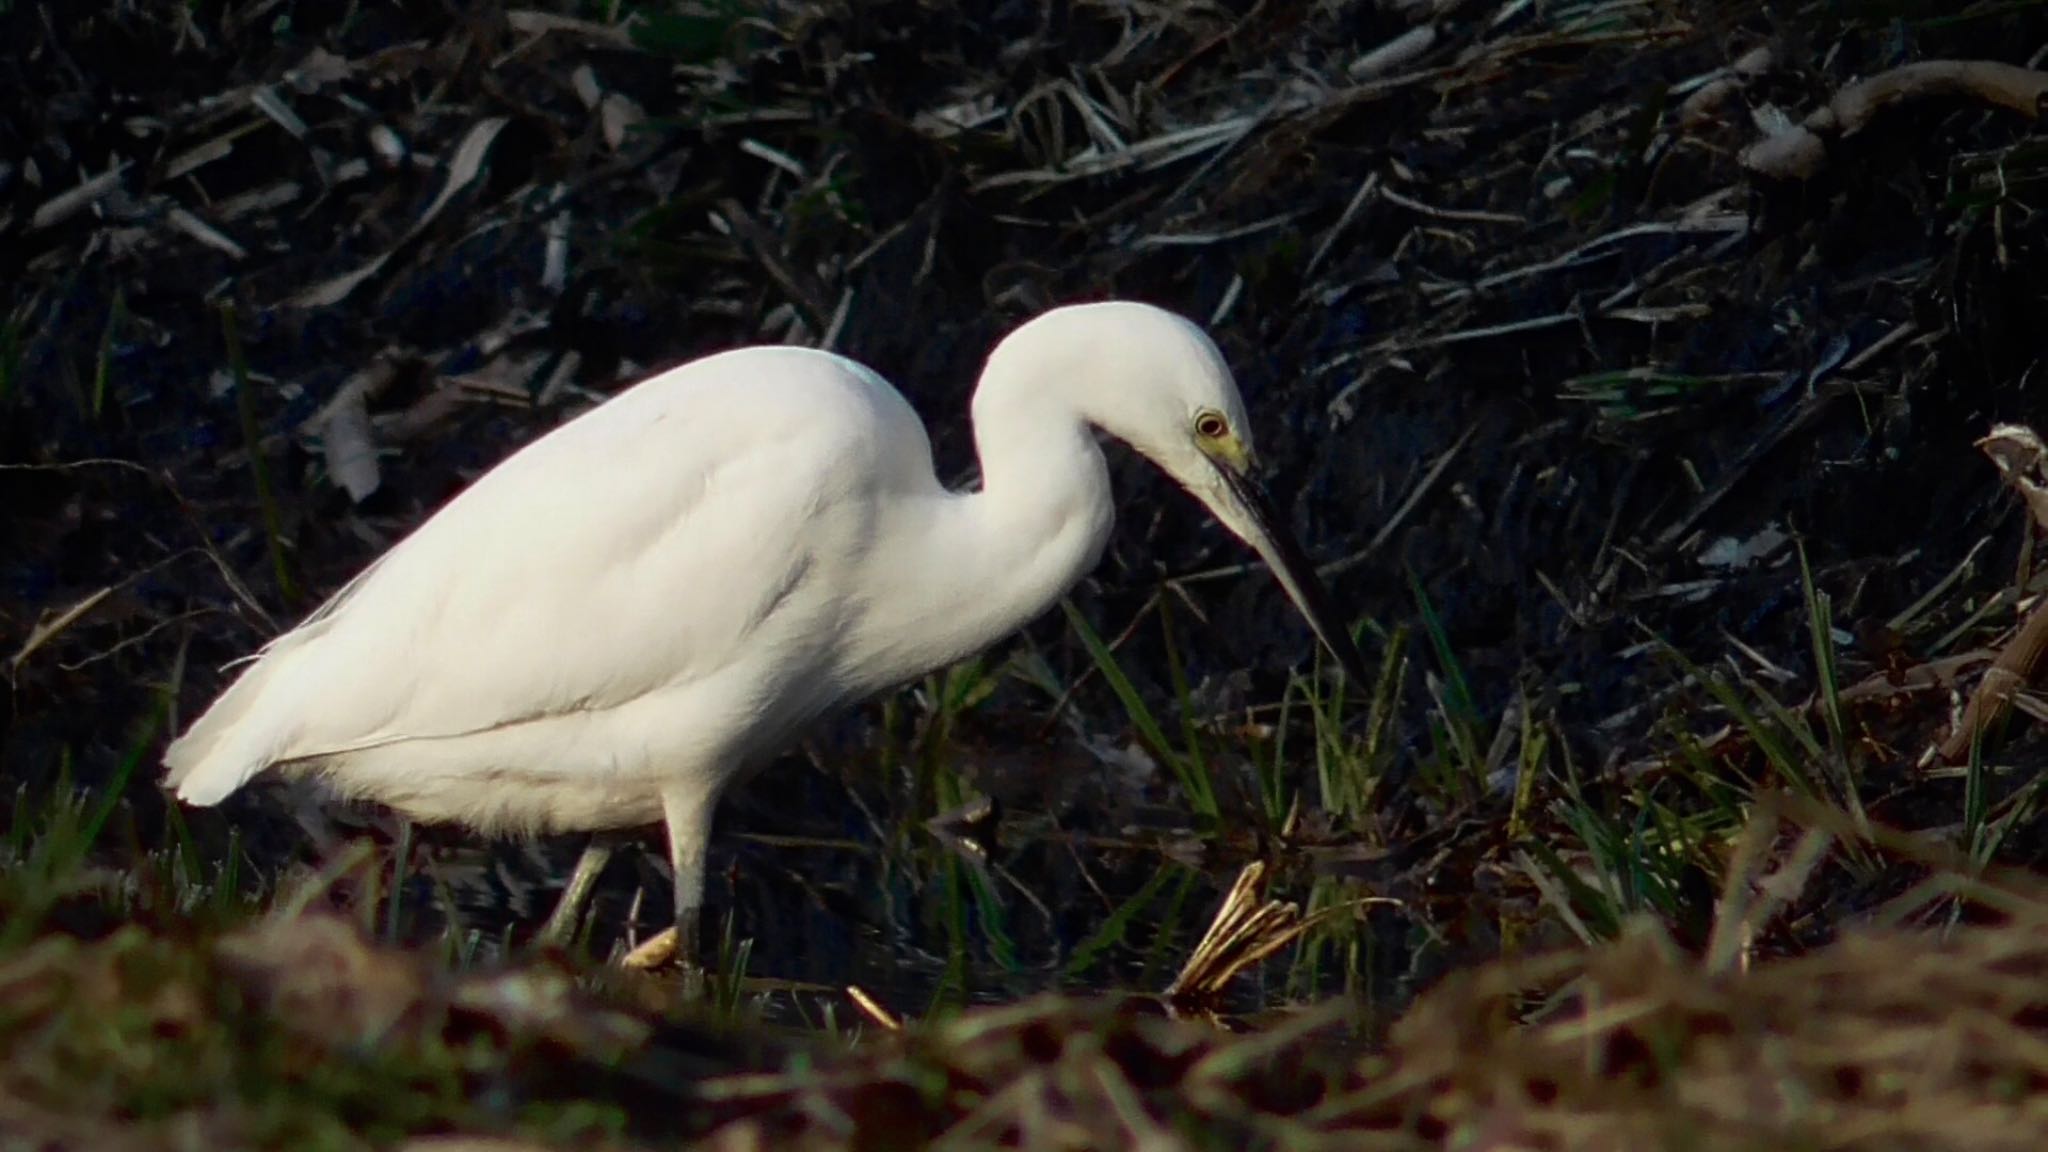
[5,0,2047,1034]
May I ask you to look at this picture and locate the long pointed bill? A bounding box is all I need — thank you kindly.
[1213,464,1371,687]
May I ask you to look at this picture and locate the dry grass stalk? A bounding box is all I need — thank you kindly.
[1162,860,1352,1008]
[1937,424,2048,762]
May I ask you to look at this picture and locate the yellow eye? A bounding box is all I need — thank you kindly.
[1194,411,1229,439]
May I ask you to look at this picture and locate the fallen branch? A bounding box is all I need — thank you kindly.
[1744,60,2048,181]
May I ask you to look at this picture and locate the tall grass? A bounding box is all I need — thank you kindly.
[1061,598,1220,821]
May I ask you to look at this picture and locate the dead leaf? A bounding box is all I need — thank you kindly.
[1979,423,2048,532]
[292,253,391,308]
[164,205,247,260]
[571,63,603,109]
[411,117,510,237]
[319,386,381,503]
[543,210,570,291]
[249,86,311,140]
[1698,523,1791,570]
[285,46,354,91]
[31,162,131,230]
[288,117,508,308]
[505,9,639,48]
[601,92,644,152]
[1349,24,1435,81]
[368,124,408,169]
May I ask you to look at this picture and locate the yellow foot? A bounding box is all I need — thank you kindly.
[619,927,678,970]
[618,929,708,998]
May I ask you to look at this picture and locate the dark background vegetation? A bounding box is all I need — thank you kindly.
[3,1,2047,1146]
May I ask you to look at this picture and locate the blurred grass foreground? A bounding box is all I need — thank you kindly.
[1,794,2044,1150]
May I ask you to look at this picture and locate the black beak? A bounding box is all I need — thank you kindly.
[1218,465,1371,688]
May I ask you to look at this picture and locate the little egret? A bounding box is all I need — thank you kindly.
[163,301,1367,973]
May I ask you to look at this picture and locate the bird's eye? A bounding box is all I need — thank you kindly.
[1194,411,1229,439]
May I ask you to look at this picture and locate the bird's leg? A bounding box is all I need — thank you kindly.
[620,783,715,992]
[536,837,615,947]
[672,885,703,970]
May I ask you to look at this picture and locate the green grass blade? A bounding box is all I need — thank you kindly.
[1060,599,1216,818]
[92,288,126,421]
[220,301,297,606]
[1062,860,1179,981]
[74,706,162,871]
[1154,596,1213,809]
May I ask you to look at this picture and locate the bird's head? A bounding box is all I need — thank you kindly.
[985,300,1369,685]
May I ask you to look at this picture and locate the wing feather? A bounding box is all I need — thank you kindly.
[165,347,910,803]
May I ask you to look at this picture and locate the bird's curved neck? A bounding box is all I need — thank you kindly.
[953,381,1116,649]
[973,385,1115,576]
[847,374,1113,689]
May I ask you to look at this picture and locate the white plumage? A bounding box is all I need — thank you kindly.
[164,301,1366,972]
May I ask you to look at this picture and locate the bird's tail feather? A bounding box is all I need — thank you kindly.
[162,638,315,805]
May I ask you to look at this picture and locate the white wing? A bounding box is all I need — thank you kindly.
[164,346,926,803]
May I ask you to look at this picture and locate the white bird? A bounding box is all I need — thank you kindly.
[163,300,1367,974]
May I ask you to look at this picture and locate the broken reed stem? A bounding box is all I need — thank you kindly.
[1938,591,2048,763]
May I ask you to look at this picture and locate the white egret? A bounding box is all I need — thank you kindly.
[162,301,1367,973]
